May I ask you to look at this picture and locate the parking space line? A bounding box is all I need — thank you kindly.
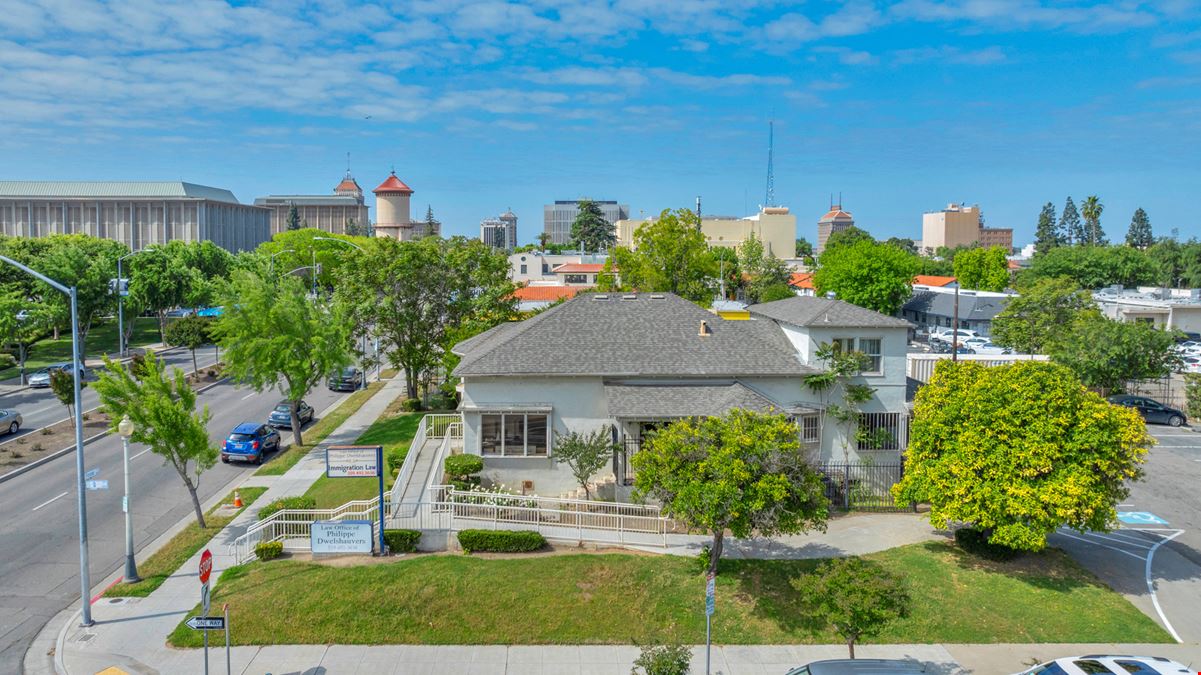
[240,392,255,401]
[1094,531,1155,547]
[1056,530,1147,561]
[31,491,69,512]
[1146,530,1185,643]
[132,448,151,460]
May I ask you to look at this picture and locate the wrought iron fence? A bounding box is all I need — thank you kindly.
[619,438,640,486]
[814,461,910,512]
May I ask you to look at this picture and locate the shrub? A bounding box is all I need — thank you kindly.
[954,526,1024,561]
[41,427,53,435]
[401,398,422,412]
[690,545,712,576]
[31,443,44,452]
[383,529,421,553]
[254,541,284,561]
[458,529,546,553]
[0,353,16,369]
[257,496,316,520]
[444,454,483,479]
[450,476,481,491]
[10,450,22,459]
[632,642,692,675]
[387,447,407,474]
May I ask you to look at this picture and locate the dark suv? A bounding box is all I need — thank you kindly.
[327,367,364,392]
[268,400,314,428]
[1107,395,1188,427]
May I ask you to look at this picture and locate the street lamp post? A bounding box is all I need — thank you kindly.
[0,255,93,626]
[268,248,295,278]
[118,416,140,583]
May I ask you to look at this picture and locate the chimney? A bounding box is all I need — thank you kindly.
[698,320,712,337]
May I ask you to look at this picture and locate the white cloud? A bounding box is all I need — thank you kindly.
[890,0,1159,33]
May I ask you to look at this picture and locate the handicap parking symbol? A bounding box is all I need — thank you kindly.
[1117,511,1169,526]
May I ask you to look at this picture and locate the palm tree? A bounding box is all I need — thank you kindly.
[537,231,551,252]
[1081,195,1106,245]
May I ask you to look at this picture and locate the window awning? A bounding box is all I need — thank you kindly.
[605,383,803,420]
[460,404,553,414]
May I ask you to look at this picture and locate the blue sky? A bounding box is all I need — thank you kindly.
[3,1,1200,246]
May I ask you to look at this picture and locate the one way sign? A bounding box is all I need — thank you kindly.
[185,616,225,631]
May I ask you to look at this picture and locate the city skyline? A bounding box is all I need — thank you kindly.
[3,1,1199,245]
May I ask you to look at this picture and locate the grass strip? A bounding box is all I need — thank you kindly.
[302,409,449,509]
[254,380,386,477]
[106,486,267,598]
[0,317,161,381]
[167,540,1170,647]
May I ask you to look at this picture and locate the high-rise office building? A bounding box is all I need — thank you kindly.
[543,200,628,246]
[816,204,855,254]
[481,209,518,251]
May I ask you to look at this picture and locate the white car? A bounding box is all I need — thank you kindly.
[1015,654,1191,674]
[931,329,979,344]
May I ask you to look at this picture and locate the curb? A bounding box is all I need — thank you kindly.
[0,376,230,485]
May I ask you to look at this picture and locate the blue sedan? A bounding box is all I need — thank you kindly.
[221,423,281,464]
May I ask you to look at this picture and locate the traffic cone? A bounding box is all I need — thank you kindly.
[233,491,243,508]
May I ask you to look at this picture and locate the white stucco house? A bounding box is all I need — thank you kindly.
[449,292,912,500]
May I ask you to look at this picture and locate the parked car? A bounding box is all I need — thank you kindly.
[931,329,979,344]
[27,362,88,388]
[327,367,364,392]
[1107,395,1188,427]
[268,400,314,428]
[0,409,22,435]
[220,423,281,464]
[1176,356,1201,374]
[787,660,929,675]
[1015,655,1192,674]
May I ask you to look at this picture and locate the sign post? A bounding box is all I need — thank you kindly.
[223,603,231,675]
[198,549,213,675]
[325,445,385,554]
[705,572,715,675]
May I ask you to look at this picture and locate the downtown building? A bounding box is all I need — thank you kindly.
[0,180,269,252]
[920,203,1013,254]
[480,210,518,251]
[543,200,628,246]
[255,172,371,236]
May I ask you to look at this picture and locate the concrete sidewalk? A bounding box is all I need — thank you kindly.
[33,376,407,675]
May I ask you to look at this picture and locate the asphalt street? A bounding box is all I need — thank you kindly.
[0,345,222,436]
[0,374,348,672]
[1051,424,1201,643]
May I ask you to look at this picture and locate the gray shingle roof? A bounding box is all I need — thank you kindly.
[605,383,782,419]
[904,290,1010,322]
[0,181,242,203]
[747,296,912,329]
[453,292,814,377]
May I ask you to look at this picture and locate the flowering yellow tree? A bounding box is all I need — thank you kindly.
[893,359,1152,551]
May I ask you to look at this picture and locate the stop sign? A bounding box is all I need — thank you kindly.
[198,549,213,585]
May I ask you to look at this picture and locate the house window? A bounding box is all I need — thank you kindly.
[859,338,882,374]
[564,273,587,284]
[481,413,550,457]
[856,412,901,451]
[519,264,527,274]
[799,414,820,445]
[831,337,855,354]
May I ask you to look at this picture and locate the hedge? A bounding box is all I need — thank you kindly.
[384,529,421,553]
[458,529,546,553]
[387,447,407,476]
[257,496,317,520]
[444,454,483,479]
[254,541,284,561]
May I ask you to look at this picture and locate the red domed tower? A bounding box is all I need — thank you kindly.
[373,171,414,239]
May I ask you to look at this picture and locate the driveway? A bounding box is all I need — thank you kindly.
[1050,424,1201,642]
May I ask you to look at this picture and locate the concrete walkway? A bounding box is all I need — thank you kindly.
[36,376,407,675]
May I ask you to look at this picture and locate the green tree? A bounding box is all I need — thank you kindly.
[213,271,352,446]
[1021,245,1156,289]
[94,353,217,528]
[423,205,440,238]
[804,343,875,465]
[952,246,1010,292]
[0,293,50,384]
[610,209,716,305]
[882,237,916,255]
[163,315,213,376]
[35,235,123,350]
[50,368,83,418]
[1033,201,1061,253]
[286,204,301,231]
[336,237,515,401]
[1185,373,1201,421]
[824,226,873,251]
[1050,315,1180,396]
[570,199,616,253]
[553,428,617,499]
[1146,238,1182,287]
[739,232,792,304]
[795,237,814,259]
[814,239,918,315]
[127,246,199,340]
[893,359,1152,551]
[792,558,910,659]
[1081,195,1106,245]
[537,231,551,251]
[991,277,1096,354]
[631,409,829,576]
[711,247,741,300]
[258,228,365,289]
[344,218,366,237]
[1060,196,1084,246]
[1126,208,1153,250]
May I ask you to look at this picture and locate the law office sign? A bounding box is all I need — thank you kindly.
[311,520,373,555]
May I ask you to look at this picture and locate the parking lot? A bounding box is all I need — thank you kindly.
[1050,424,1201,642]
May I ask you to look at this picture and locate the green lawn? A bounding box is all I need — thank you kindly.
[254,380,387,477]
[302,409,433,509]
[2,316,160,381]
[167,541,1169,647]
[106,486,266,598]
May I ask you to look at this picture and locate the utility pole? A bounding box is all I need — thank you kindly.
[952,285,960,363]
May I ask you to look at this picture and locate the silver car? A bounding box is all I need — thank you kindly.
[0,409,22,435]
[27,363,87,388]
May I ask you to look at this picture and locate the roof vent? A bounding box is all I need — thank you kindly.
[825,291,836,299]
[622,294,637,300]
[650,294,665,299]
[593,294,609,300]
[699,320,712,337]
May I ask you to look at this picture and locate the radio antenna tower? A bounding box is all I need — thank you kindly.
[764,119,776,208]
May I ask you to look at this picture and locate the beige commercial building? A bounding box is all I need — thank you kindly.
[921,203,1013,253]
[544,200,629,246]
[615,206,796,257]
[0,180,269,252]
[816,204,855,254]
[255,173,370,236]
